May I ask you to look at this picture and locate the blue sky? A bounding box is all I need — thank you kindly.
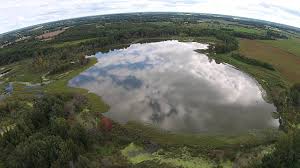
[1,0,300,34]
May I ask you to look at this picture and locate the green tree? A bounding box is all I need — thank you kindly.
[68,124,89,150]
[261,130,300,168]
[50,118,69,139]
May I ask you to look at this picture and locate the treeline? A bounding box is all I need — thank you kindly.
[266,30,288,39]
[214,33,239,53]
[260,83,300,168]
[29,48,87,74]
[220,27,288,40]
[230,53,275,70]
[233,30,288,40]
[0,20,287,67]
[0,23,180,66]
[53,23,179,42]
[59,24,239,54]
[0,40,45,65]
[274,84,300,131]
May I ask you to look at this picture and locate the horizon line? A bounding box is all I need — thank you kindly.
[1,11,300,36]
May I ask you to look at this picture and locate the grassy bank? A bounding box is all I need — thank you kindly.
[204,51,288,103]
[125,122,280,148]
[44,57,109,113]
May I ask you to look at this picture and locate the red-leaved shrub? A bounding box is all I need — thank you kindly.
[100,117,112,132]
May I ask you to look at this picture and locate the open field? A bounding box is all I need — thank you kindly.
[239,39,300,84]
[1,59,44,83]
[226,25,265,34]
[36,27,68,40]
[0,60,43,84]
[261,38,300,57]
[50,37,98,48]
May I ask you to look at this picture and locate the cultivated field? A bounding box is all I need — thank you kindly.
[261,38,300,57]
[239,39,300,84]
[36,27,68,40]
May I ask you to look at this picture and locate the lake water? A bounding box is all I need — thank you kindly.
[69,40,277,133]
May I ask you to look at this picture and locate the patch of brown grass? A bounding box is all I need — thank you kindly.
[36,27,68,40]
[239,39,300,84]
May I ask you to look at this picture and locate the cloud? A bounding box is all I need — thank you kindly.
[0,0,300,34]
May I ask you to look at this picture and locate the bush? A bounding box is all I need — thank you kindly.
[260,130,300,168]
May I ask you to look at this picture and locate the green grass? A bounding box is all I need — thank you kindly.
[205,22,266,35]
[121,143,218,168]
[228,25,265,34]
[10,83,40,98]
[121,143,151,164]
[207,51,288,103]
[131,36,219,44]
[0,82,5,93]
[50,38,98,48]
[261,38,300,57]
[95,144,118,156]
[0,59,44,83]
[125,122,280,150]
[123,122,280,167]
[121,142,232,168]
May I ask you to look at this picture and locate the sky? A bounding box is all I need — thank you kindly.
[1,0,300,34]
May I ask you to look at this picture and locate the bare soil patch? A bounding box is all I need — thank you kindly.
[36,27,68,40]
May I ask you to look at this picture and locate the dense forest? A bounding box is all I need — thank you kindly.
[0,94,89,167]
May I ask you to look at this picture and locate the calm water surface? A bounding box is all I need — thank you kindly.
[69,40,277,133]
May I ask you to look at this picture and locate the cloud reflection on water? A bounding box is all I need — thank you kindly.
[69,40,277,133]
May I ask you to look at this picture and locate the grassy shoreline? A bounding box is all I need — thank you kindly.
[44,57,109,113]
[204,51,288,104]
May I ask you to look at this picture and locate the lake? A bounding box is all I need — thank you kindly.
[69,40,277,133]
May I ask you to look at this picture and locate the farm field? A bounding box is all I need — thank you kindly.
[261,38,300,57]
[239,39,300,84]
[36,27,69,40]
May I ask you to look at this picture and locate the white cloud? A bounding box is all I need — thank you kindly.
[0,0,300,34]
